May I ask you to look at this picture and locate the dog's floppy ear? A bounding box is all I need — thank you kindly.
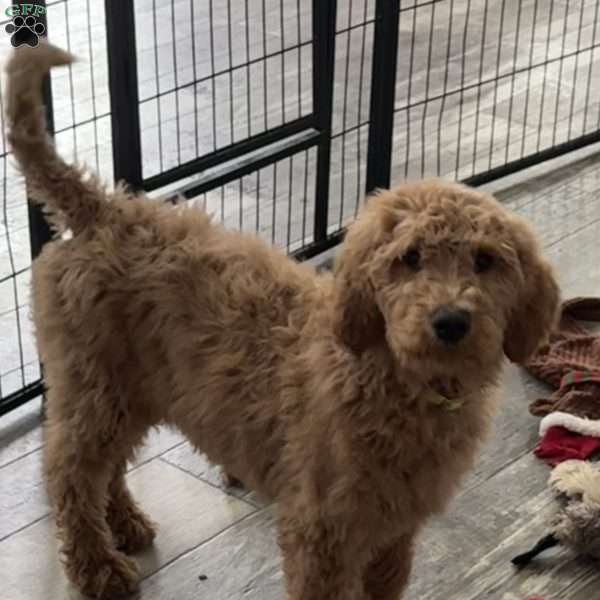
[332,200,394,353]
[503,224,560,364]
[333,259,385,353]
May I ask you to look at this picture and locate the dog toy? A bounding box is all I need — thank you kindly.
[512,460,600,567]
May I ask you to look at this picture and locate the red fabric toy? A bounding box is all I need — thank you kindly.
[534,425,600,466]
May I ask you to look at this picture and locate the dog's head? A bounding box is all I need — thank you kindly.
[333,180,559,386]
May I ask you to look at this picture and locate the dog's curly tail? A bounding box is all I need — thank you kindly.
[5,42,106,234]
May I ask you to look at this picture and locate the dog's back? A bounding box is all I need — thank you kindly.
[31,187,318,486]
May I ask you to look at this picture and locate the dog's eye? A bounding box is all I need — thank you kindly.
[474,250,494,273]
[402,248,421,271]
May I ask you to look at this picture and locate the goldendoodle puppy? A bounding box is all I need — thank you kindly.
[6,44,560,600]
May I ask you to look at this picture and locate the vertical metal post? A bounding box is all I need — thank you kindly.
[27,0,53,259]
[105,0,143,189]
[312,0,337,244]
[365,0,401,192]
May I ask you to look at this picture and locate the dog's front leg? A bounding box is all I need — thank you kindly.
[278,515,366,600]
[362,535,415,600]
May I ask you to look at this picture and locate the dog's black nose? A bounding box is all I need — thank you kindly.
[431,308,471,344]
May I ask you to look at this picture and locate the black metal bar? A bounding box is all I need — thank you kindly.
[28,199,52,259]
[464,129,600,188]
[293,229,345,262]
[144,116,316,192]
[0,381,44,417]
[365,0,401,191]
[312,0,337,243]
[169,130,321,200]
[105,0,143,189]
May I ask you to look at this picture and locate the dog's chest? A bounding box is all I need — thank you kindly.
[368,405,485,521]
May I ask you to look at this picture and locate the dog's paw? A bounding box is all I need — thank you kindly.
[112,511,157,555]
[222,471,244,490]
[76,551,140,599]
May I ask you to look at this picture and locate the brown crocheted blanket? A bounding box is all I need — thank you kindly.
[524,298,600,419]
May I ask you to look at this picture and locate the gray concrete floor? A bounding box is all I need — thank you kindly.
[2,1,600,598]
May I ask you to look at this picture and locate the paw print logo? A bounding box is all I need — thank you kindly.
[5,15,45,48]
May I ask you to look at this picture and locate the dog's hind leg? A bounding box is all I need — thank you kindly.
[43,382,142,599]
[363,535,415,600]
[106,458,157,554]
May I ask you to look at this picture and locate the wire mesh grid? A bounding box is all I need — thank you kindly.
[390,0,600,184]
[0,11,34,401]
[136,0,314,179]
[179,147,318,254]
[327,0,375,234]
[47,0,113,182]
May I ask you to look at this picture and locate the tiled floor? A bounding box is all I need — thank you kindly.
[2,152,600,599]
